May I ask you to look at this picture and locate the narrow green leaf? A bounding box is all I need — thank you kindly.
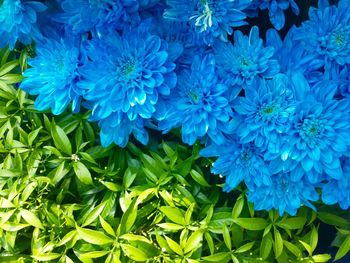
[335,235,350,261]
[51,123,72,155]
[184,230,203,254]
[312,254,332,262]
[317,212,349,227]
[82,202,106,227]
[99,216,115,237]
[165,236,183,255]
[0,222,30,231]
[76,226,114,245]
[260,232,273,260]
[201,252,231,262]
[157,223,184,231]
[73,162,93,185]
[283,240,301,258]
[274,228,283,258]
[32,254,62,261]
[121,244,150,262]
[233,218,268,231]
[232,194,244,219]
[159,206,186,226]
[235,241,255,253]
[20,209,43,229]
[190,169,210,187]
[277,217,306,230]
[79,251,109,259]
[223,224,231,250]
[119,198,137,235]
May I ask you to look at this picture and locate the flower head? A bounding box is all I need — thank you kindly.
[164,0,250,43]
[293,0,350,67]
[248,0,299,30]
[214,26,279,88]
[201,139,271,191]
[159,54,233,145]
[56,0,140,34]
[0,0,47,49]
[247,168,319,215]
[20,36,82,115]
[233,74,296,155]
[280,80,350,183]
[322,157,350,209]
[79,23,179,147]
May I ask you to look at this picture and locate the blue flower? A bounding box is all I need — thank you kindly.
[322,158,350,209]
[266,27,324,84]
[201,139,271,192]
[293,0,350,67]
[164,0,250,43]
[233,74,296,155]
[247,168,319,215]
[159,54,233,145]
[56,0,140,34]
[97,112,149,147]
[0,0,47,49]
[214,26,279,88]
[280,80,350,183]
[248,0,299,30]
[79,24,178,147]
[20,36,82,115]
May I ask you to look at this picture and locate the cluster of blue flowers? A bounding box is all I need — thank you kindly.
[2,0,350,215]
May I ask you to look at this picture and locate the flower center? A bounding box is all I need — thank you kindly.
[299,118,325,146]
[117,56,140,81]
[239,56,253,68]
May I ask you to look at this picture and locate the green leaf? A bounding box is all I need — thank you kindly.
[99,216,115,237]
[165,236,183,255]
[157,223,184,231]
[233,218,268,231]
[232,194,244,219]
[184,230,203,254]
[51,123,72,155]
[119,198,137,235]
[274,228,283,258]
[159,206,186,226]
[79,251,109,259]
[73,162,93,185]
[283,240,301,258]
[190,169,210,187]
[0,73,23,84]
[0,222,30,231]
[310,226,318,252]
[120,244,150,262]
[32,254,62,261]
[235,241,255,253]
[202,252,231,262]
[277,217,306,230]
[20,209,44,229]
[317,212,349,227]
[82,202,106,227]
[204,232,214,255]
[299,240,313,256]
[57,230,77,247]
[0,60,19,76]
[312,254,332,262]
[76,226,114,245]
[223,224,231,250]
[335,235,350,261]
[260,232,273,260]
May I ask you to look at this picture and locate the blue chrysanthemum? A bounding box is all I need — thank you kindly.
[233,74,296,155]
[164,0,250,43]
[79,24,179,147]
[56,0,140,34]
[322,157,350,209]
[247,168,319,215]
[266,27,324,84]
[293,0,350,67]
[201,139,271,192]
[20,37,82,115]
[159,54,233,145]
[280,80,350,183]
[0,0,46,49]
[247,0,299,30]
[214,26,280,88]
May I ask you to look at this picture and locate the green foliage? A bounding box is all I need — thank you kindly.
[0,47,348,262]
